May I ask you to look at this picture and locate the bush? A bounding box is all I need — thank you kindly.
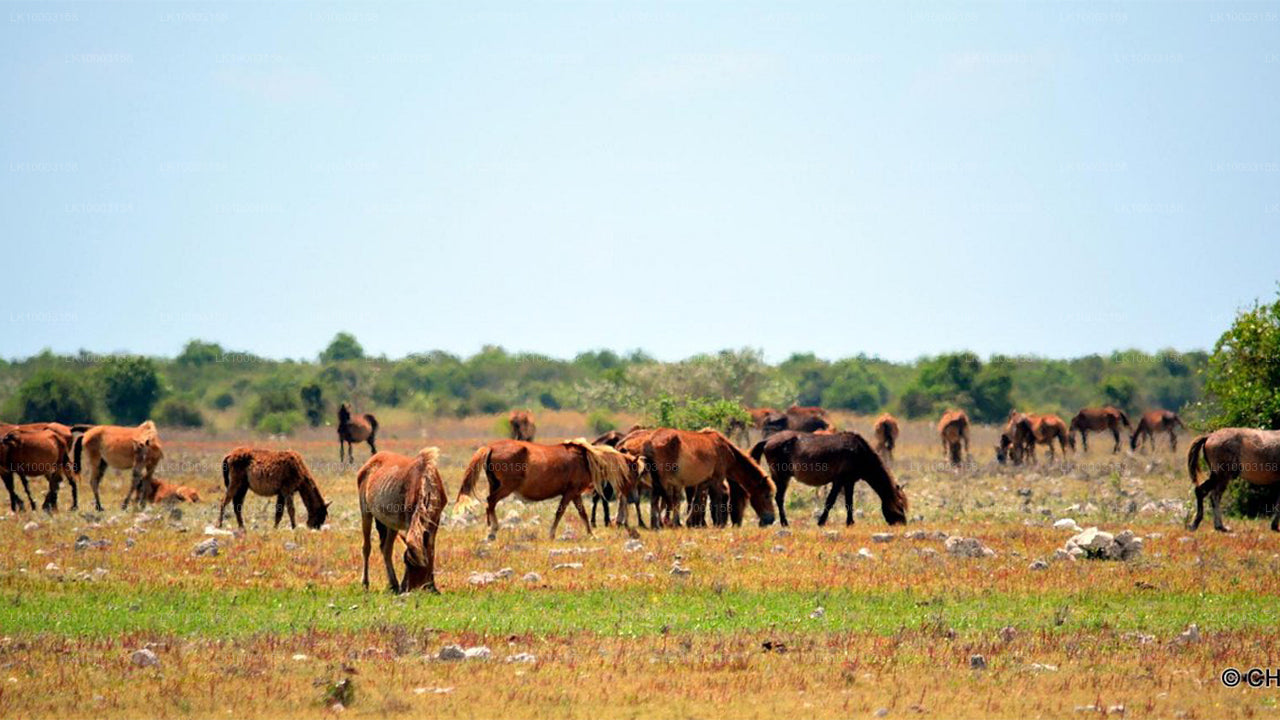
[154,396,205,428]
[1226,478,1280,519]
[5,368,97,424]
[300,382,326,427]
[587,410,616,435]
[246,380,301,429]
[647,394,747,433]
[211,392,235,410]
[320,332,365,363]
[98,356,163,424]
[256,410,305,435]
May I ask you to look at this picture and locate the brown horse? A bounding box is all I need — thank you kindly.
[1069,406,1130,453]
[751,430,907,527]
[337,404,378,462]
[358,447,448,593]
[457,439,640,540]
[1131,410,1185,452]
[589,429,648,529]
[144,477,202,503]
[1187,429,1280,532]
[121,431,167,509]
[508,410,537,442]
[1027,414,1073,462]
[219,448,330,530]
[996,411,1035,465]
[937,409,970,466]
[762,408,831,438]
[642,428,776,528]
[0,428,74,512]
[73,421,162,511]
[872,413,900,463]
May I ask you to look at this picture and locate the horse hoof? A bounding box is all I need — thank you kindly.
[1215,526,1231,533]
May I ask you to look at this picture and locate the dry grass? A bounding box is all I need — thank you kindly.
[0,414,1275,718]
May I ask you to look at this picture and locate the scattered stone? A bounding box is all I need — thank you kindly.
[283,541,299,552]
[871,533,894,543]
[552,562,582,570]
[998,626,1017,643]
[823,530,839,541]
[1030,558,1050,570]
[774,529,792,538]
[1061,527,1143,561]
[905,530,948,541]
[505,652,536,663]
[292,653,308,661]
[192,538,219,557]
[1029,663,1058,672]
[1175,624,1200,644]
[125,537,136,549]
[857,547,876,560]
[670,562,692,576]
[771,545,786,553]
[970,654,987,669]
[463,646,491,660]
[1053,518,1081,531]
[810,606,825,619]
[643,552,656,563]
[22,521,38,532]
[874,708,890,718]
[44,562,59,572]
[437,644,466,661]
[130,648,160,668]
[623,539,643,553]
[74,535,90,551]
[521,572,542,583]
[494,567,514,579]
[203,525,234,537]
[945,536,996,558]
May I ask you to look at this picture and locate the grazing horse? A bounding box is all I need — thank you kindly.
[1069,406,1130,453]
[642,428,776,528]
[751,430,907,527]
[589,429,648,529]
[1027,414,1073,462]
[508,410,537,442]
[337,404,378,462]
[996,412,1035,465]
[457,439,641,540]
[219,448,330,530]
[1131,410,1185,452]
[1187,429,1280,532]
[937,409,970,466]
[73,421,162,511]
[872,413,900,463]
[0,429,74,512]
[358,447,448,594]
[762,408,831,438]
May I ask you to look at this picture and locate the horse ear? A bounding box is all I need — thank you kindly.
[325,501,333,509]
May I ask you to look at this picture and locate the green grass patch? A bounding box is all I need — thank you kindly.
[0,583,1271,638]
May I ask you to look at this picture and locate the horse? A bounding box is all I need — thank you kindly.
[1187,429,1280,532]
[762,408,831,438]
[1027,414,1073,462]
[0,428,74,512]
[337,404,378,462]
[508,410,537,442]
[995,411,1034,466]
[457,439,641,541]
[219,448,330,530]
[142,475,202,503]
[358,447,448,594]
[751,430,908,527]
[1069,406,1130,453]
[937,409,970,466]
[642,428,776,528]
[872,413,900,463]
[73,420,162,511]
[121,431,166,509]
[589,429,648,529]
[1131,410,1185,452]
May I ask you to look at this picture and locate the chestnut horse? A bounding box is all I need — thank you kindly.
[1187,429,1280,532]
[642,428,776,528]
[937,409,970,466]
[457,439,641,540]
[219,448,330,530]
[872,413,900,463]
[1131,410,1185,452]
[762,408,831,438]
[144,477,202,503]
[358,447,448,593]
[995,411,1034,466]
[590,429,648,529]
[74,421,162,511]
[121,430,165,509]
[337,404,378,462]
[508,410,537,442]
[0,428,74,512]
[751,430,907,527]
[1027,414,1073,462]
[1069,406,1130,453]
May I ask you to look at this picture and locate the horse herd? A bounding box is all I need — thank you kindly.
[2,401,1279,595]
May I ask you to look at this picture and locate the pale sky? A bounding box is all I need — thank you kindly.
[3,1,1278,362]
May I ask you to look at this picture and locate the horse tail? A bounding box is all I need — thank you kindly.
[884,424,896,452]
[749,440,766,464]
[72,434,83,475]
[365,413,379,438]
[456,445,491,503]
[570,439,627,500]
[70,424,93,434]
[1187,434,1209,487]
[222,452,233,488]
[1117,410,1131,428]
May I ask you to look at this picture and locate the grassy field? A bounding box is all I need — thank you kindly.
[1,411,1277,718]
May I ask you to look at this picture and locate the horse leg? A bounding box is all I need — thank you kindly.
[19,475,36,513]
[91,460,106,512]
[367,437,377,456]
[422,524,440,594]
[360,513,373,589]
[549,494,572,539]
[843,478,856,525]
[590,491,600,528]
[375,520,399,593]
[66,472,78,511]
[649,486,661,530]
[1169,429,1178,453]
[1189,474,1212,530]
[632,489,647,529]
[602,490,612,527]
[285,494,297,529]
[273,493,286,528]
[1110,427,1121,453]
[571,494,592,537]
[338,437,344,463]
[232,481,250,529]
[41,474,60,513]
[1210,476,1231,532]
[774,476,790,527]
[2,472,22,512]
[817,481,841,526]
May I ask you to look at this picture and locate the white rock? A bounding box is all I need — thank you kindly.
[1029,559,1049,570]
[292,653,308,661]
[945,536,994,558]
[463,646,491,660]
[130,648,160,667]
[1176,624,1200,644]
[1053,518,1080,531]
[203,525,234,537]
[857,547,876,560]
[871,533,894,543]
[670,562,692,576]
[623,539,643,553]
[22,522,38,532]
[494,567,514,579]
[810,606,825,619]
[552,562,582,570]
[192,538,219,557]
[505,652,536,663]
[969,654,987,669]
[522,572,542,583]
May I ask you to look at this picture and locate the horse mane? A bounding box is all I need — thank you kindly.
[565,439,633,499]
[405,447,444,566]
[706,430,773,494]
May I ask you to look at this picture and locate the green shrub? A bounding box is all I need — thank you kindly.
[5,368,97,424]
[256,410,305,435]
[587,410,616,435]
[211,392,235,410]
[98,356,163,424]
[154,396,205,428]
[646,394,747,433]
[300,382,326,427]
